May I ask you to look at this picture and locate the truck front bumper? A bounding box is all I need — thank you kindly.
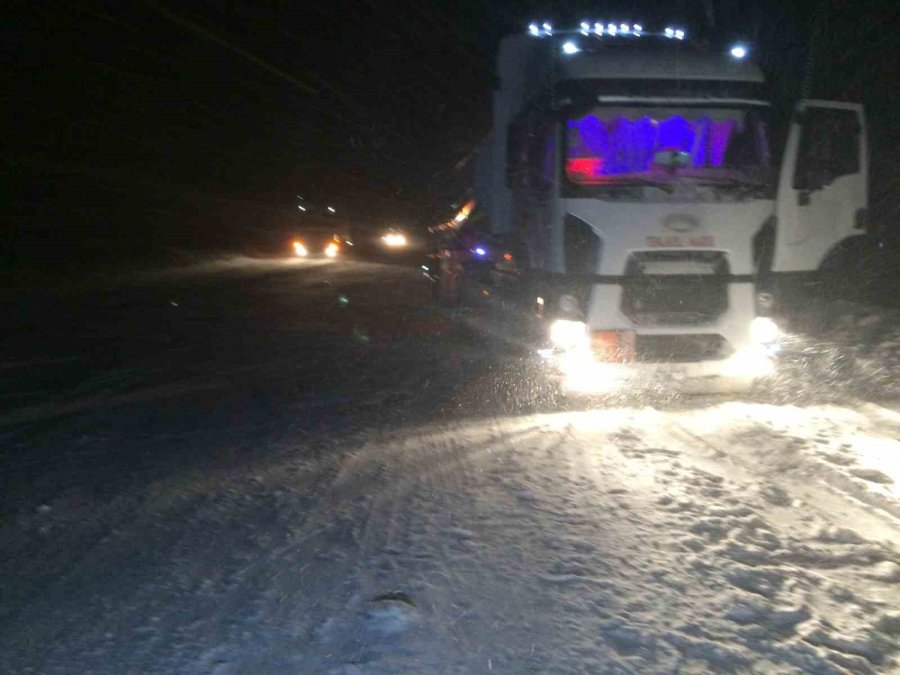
[554,346,775,396]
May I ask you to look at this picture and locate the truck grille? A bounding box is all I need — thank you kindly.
[621,251,729,326]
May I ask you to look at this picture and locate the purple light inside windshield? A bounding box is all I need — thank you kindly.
[709,119,737,166]
[474,247,487,257]
[566,115,737,182]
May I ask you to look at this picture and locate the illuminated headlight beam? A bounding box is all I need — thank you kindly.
[382,232,407,248]
[750,316,780,345]
[549,319,589,352]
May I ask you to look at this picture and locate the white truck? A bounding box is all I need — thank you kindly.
[474,22,869,393]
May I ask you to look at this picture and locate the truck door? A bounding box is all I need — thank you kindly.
[772,101,868,273]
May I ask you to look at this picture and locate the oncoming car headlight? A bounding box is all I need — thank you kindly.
[550,319,589,352]
[293,241,308,257]
[324,242,339,258]
[382,232,407,248]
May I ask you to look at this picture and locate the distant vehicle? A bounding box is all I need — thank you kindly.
[381,229,409,249]
[291,228,349,258]
[347,227,421,264]
[446,24,869,394]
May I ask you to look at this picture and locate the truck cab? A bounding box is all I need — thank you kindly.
[477,24,868,393]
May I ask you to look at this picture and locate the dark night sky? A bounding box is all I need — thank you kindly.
[3,1,898,264]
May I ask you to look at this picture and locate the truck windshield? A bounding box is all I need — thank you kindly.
[565,106,770,190]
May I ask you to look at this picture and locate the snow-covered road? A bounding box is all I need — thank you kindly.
[5,403,900,673]
[295,403,900,674]
[2,259,900,673]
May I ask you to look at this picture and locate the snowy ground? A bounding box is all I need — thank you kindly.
[2,258,900,673]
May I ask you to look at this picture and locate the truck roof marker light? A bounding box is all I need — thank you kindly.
[633,24,643,35]
[562,41,580,55]
[607,23,617,35]
[580,21,590,35]
[594,22,604,35]
[542,22,552,36]
[528,23,540,36]
[664,27,675,38]
[675,29,685,40]
[619,23,630,34]
[730,44,748,59]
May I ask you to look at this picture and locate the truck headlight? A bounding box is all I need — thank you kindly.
[550,319,589,351]
[750,316,780,345]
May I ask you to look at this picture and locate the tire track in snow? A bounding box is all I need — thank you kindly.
[288,418,567,670]
[304,408,900,671]
[633,411,900,671]
[9,402,900,673]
